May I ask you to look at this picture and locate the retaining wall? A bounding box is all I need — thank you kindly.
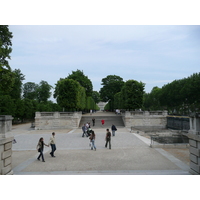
[35,112,82,130]
[0,115,13,175]
[122,111,168,130]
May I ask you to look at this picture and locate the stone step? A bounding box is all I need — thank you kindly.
[79,115,125,128]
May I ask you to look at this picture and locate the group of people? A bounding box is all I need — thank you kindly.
[36,123,117,162]
[88,128,112,150]
[83,122,117,151]
[36,132,56,162]
[82,122,92,137]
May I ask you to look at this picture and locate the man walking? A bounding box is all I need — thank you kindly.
[105,129,111,149]
[92,118,95,126]
[111,124,117,136]
[82,124,86,137]
[49,132,56,157]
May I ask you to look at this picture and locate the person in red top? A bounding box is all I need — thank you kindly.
[101,119,105,125]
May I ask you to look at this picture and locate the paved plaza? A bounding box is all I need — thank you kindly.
[11,112,190,175]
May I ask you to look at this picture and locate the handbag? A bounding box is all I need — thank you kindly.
[38,148,41,152]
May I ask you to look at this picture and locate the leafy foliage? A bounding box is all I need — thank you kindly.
[100,75,124,102]
[120,80,145,110]
[143,73,200,115]
[67,69,93,97]
[0,25,13,70]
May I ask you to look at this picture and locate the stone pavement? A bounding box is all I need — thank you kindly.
[11,112,191,175]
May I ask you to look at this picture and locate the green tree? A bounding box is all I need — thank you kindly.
[77,86,86,110]
[114,92,122,109]
[37,80,52,103]
[0,95,15,115]
[0,25,15,93]
[23,82,39,100]
[14,99,25,121]
[67,69,93,97]
[10,69,25,99]
[0,25,13,70]
[54,78,84,111]
[92,91,100,104]
[22,98,35,119]
[143,87,162,110]
[121,80,145,110]
[100,75,124,102]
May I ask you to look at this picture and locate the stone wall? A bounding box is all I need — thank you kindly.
[0,115,13,175]
[35,112,82,130]
[187,113,200,174]
[122,111,168,130]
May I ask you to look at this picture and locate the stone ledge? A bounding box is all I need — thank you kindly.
[190,154,198,164]
[189,146,200,157]
[1,164,11,175]
[2,149,12,159]
[190,161,200,174]
[4,157,11,167]
[150,143,189,148]
[0,137,14,145]
[189,139,197,147]
[4,141,12,150]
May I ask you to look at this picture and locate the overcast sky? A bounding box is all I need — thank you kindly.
[9,25,200,101]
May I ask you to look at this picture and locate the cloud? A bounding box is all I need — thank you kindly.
[8,25,200,101]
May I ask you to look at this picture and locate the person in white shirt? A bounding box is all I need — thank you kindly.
[49,132,56,157]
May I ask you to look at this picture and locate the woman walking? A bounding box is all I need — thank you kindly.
[89,130,96,151]
[37,137,49,162]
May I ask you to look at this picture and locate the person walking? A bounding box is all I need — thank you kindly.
[111,124,117,136]
[89,130,96,150]
[82,124,86,137]
[37,137,49,162]
[105,129,111,149]
[101,119,105,126]
[92,118,95,126]
[49,132,56,157]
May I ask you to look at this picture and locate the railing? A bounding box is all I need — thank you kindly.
[40,112,54,117]
[128,111,167,116]
[36,112,81,118]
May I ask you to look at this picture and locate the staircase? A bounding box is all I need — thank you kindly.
[79,115,125,128]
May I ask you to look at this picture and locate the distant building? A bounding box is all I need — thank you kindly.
[97,101,108,111]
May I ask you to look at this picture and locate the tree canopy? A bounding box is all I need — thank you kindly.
[99,75,124,102]
[0,25,15,93]
[66,69,93,97]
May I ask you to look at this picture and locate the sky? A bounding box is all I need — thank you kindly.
[2,1,200,196]
[8,25,200,101]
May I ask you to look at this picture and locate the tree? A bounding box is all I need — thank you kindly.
[0,95,15,115]
[143,87,162,110]
[114,92,122,109]
[0,25,13,70]
[121,80,145,110]
[0,25,15,93]
[22,98,35,119]
[92,91,100,104]
[37,80,52,103]
[100,75,124,102]
[66,69,93,97]
[23,82,39,100]
[54,78,85,111]
[10,69,25,99]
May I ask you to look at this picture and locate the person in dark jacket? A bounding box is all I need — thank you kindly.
[111,124,117,136]
[105,129,111,149]
[37,137,49,162]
